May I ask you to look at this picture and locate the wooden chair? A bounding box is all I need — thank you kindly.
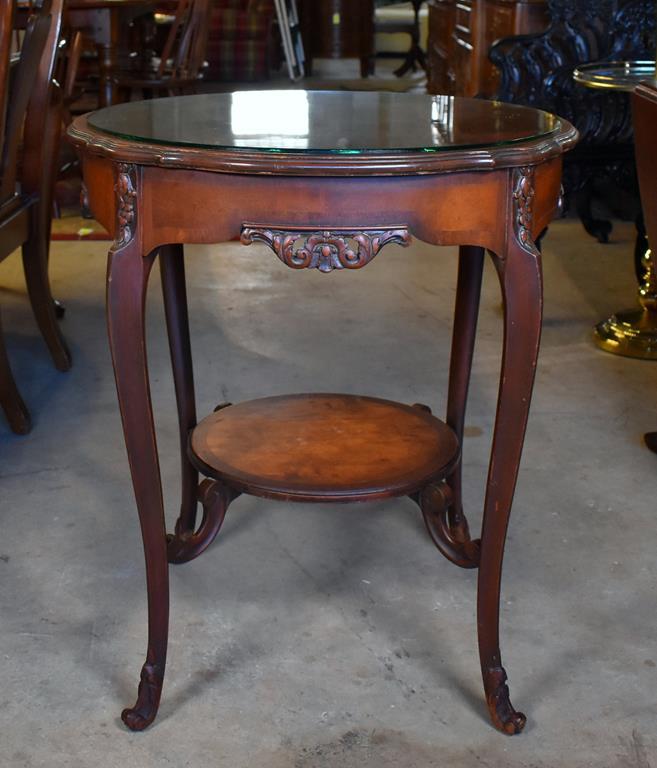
[115,0,211,99]
[0,0,71,434]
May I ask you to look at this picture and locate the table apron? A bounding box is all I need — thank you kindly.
[82,157,563,255]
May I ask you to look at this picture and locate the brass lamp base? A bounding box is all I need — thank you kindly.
[595,307,657,359]
[595,248,657,359]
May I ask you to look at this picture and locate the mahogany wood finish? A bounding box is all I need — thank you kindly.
[427,0,548,97]
[159,243,199,542]
[68,94,575,734]
[190,394,460,502]
[300,0,375,78]
[0,0,70,434]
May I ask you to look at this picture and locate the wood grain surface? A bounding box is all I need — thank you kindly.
[190,394,460,502]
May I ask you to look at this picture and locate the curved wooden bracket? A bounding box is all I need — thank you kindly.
[415,481,480,569]
[483,665,527,735]
[167,479,239,564]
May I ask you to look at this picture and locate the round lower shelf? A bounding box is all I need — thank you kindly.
[189,393,460,502]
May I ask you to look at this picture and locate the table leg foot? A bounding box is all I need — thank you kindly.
[415,481,480,568]
[483,665,526,735]
[121,662,164,731]
[167,479,238,564]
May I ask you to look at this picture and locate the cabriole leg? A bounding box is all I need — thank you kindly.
[159,244,199,548]
[107,232,168,731]
[478,172,542,735]
[443,244,485,561]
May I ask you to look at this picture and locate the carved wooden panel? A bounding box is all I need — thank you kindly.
[114,163,137,248]
[240,226,411,273]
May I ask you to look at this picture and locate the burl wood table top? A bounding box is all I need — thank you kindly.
[190,394,460,502]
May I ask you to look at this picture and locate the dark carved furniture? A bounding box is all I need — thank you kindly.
[490,0,656,244]
[68,90,576,734]
[300,0,375,77]
[426,0,548,97]
[0,0,71,434]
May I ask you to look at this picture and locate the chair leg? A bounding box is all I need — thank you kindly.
[0,308,31,435]
[22,205,71,372]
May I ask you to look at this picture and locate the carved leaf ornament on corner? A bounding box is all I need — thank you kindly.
[115,163,137,247]
[241,227,412,273]
[513,166,535,253]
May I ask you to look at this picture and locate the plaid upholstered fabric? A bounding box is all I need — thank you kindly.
[206,0,275,81]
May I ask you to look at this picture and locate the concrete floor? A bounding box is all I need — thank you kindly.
[1,217,656,766]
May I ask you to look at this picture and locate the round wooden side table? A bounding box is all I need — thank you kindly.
[68,91,577,734]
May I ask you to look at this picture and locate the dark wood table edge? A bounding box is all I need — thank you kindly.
[68,114,578,176]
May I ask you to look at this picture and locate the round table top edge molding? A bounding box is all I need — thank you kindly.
[67,115,579,177]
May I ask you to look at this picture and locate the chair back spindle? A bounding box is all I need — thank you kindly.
[0,6,52,203]
[157,0,211,83]
[0,1,16,160]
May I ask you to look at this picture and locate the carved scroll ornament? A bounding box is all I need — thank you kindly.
[513,166,536,253]
[115,163,137,248]
[241,227,411,273]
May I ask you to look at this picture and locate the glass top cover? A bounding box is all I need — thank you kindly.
[573,60,656,92]
[87,91,562,154]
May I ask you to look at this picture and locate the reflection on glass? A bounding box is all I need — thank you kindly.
[431,95,454,143]
[231,91,309,149]
[87,91,561,154]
